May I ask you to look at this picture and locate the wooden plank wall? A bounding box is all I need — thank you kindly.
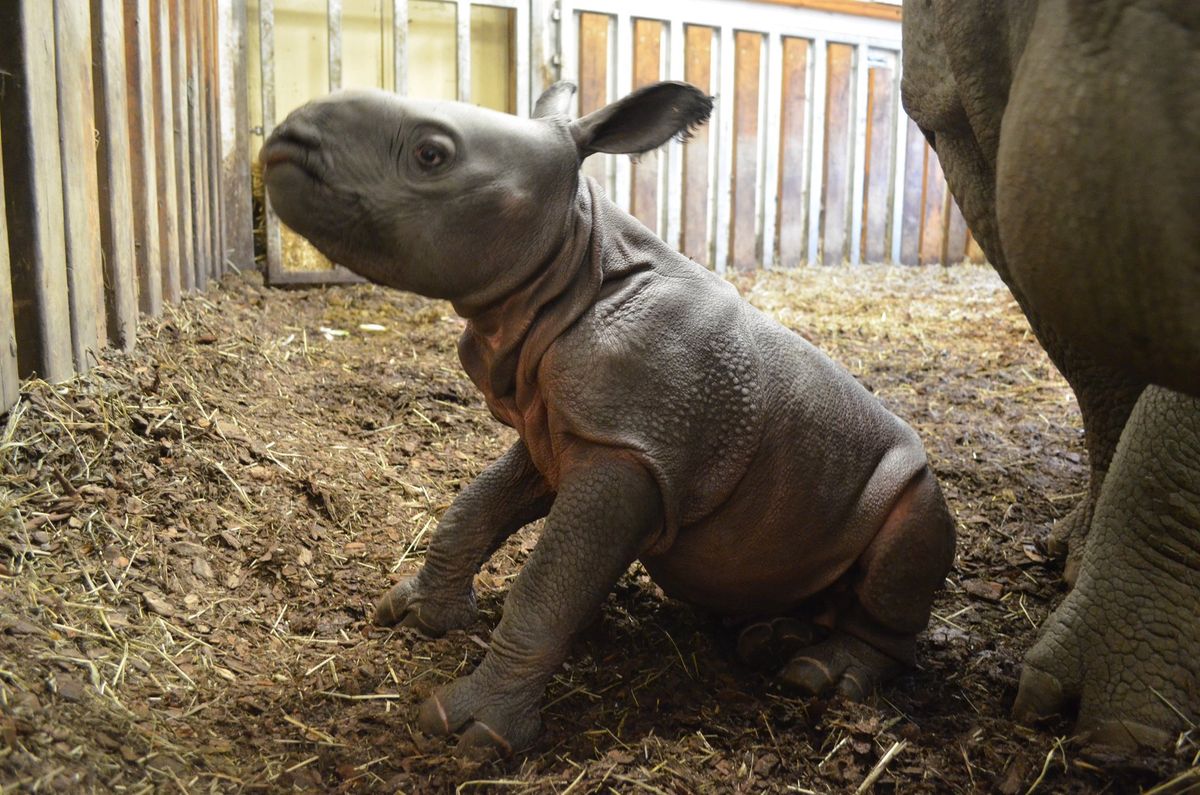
[571,9,981,272]
[0,0,248,416]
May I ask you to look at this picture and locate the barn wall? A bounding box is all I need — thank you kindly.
[0,0,246,416]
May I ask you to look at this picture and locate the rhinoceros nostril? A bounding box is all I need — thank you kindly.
[274,119,322,150]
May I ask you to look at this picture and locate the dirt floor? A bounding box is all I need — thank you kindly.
[0,265,1196,794]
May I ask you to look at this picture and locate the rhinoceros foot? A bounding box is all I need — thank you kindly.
[1044,492,1095,588]
[778,634,904,701]
[1014,387,1199,750]
[373,574,478,636]
[417,665,542,759]
[736,616,817,670]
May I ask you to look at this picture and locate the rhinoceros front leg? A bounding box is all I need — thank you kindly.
[417,450,662,757]
[375,440,553,635]
[1014,386,1200,748]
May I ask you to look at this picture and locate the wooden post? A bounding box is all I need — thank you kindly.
[92,0,141,347]
[821,42,853,265]
[171,0,197,292]
[630,19,662,233]
[681,25,713,267]
[776,36,808,268]
[919,145,947,265]
[126,0,164,315]
[861,65,895,263]
[729,31,762,272]
[219,0,254,271]
[204,0,224,276]
[187,0,210,290]
[151,0,182,302]
[898,116,925,265]
[0,126,20,414]
[0,1,76,381]
[53,0,107,371]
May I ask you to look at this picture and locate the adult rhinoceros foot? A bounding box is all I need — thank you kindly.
[1044,491,1095,587]
[1013,387,1200,750]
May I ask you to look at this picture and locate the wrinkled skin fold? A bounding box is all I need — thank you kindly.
[902,0,1200,746]
[260,81,956,757]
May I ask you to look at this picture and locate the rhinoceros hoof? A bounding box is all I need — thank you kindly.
[1012,584,1188,751]
[1045,494,1094,587]
[373,575,477,636]
[777,634,902,701]
[417,673,542,759]
[736,616,816,670]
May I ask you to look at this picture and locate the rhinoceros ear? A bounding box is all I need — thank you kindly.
[568,81,713,159]
[532,81,577,119]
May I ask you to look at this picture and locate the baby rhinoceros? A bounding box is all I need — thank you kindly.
[261,81,956,758]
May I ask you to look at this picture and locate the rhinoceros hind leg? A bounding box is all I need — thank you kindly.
[1014,387,1200,750]
[778,633,903,700]
[736,616,816,670]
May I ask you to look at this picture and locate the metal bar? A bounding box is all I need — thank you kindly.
[393,0,409,95]
[260,0,283,282]
[457,0,471,102]
[760,30,782,270]
[889,53,906,264]
[613,12,633,212]
[805,37,826,265]
[713,24,735,274]
[848,40,869,265]
[514,0,531,115]
[664,17,685,250]
[328,0,342,91]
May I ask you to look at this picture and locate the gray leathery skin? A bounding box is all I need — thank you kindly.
[261,81,956,756]
[902,0,1199,745]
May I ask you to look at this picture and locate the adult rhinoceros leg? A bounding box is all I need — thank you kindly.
[417,450,662,757]
[375,440,553,634]
[1013,386,1200,747]
[900,3,1143,581]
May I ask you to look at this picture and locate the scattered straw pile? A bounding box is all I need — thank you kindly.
[0,267,1193,792]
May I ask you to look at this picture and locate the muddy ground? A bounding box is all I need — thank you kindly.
[0,266,1196,793]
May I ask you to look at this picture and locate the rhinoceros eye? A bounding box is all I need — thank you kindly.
[416,142,446,169]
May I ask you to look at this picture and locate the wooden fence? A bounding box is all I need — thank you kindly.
[0,0,253,416]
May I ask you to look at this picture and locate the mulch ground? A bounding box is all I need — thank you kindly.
[0,266,1196,793]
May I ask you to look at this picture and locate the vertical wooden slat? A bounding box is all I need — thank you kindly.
[861,65,894,263]
[613,14,633,212]
[729,31,762,272]
[919,145,947,265]
[171,0,197,292]
[151,0,182,301]
[776,36,808,268]
[514,0,531,117]
[966,231,986,263]
[578,13,609,189]
[630,19,662,232]
[681,25,713,267]
[92,0,140,349]
[259,0,283,282]
[0,127,18,413]
[848,43,869,265]
[187,0,210,289]
[126,0,164,315]
[393,0,409,95]
[898,116,925,265]
[0,1,75,381]
[204,0,224,276]
[888,60,906,264]
[944,193,970,265]
[219,0,253,272]
[820,42,853,265]
[53,0,107,371]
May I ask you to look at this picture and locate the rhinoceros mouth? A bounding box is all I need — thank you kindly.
[260,138,324,184]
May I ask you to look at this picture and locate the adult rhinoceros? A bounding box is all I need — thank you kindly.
[901,0,1199,748]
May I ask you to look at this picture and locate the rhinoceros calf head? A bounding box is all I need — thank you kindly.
[260,81,712,309]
